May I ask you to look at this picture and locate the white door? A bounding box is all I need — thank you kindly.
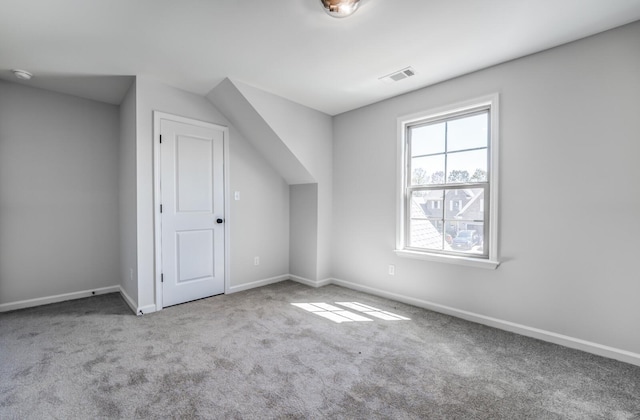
[159,117,225,307]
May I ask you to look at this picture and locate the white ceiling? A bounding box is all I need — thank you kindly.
[1,0,639,115]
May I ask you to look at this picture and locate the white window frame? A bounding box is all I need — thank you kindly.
[395,94,500,269]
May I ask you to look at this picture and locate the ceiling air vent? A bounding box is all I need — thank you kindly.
[379,67,416,83]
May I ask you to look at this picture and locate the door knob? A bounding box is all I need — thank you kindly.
[216,218,224,224]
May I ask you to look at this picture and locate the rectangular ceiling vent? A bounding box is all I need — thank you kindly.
[379,67,416,83]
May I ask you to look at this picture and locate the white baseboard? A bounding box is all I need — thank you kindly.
[0,284,156,317]
[225,273,331,294]
[136,304,157,316]
[330,277,640,367]
[117,285,156,316]
[0,285,120,313]
[289,275,332,288]
[226,274,290,294]
[118,286,138,315]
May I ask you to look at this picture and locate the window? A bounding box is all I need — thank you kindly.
[396,95,499,269]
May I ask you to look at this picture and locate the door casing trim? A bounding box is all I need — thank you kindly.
[153,111,230,311]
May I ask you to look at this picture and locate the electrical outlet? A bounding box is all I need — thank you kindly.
[388,265,395,275]
[234,191,240,200]
[254,256,260,266]
[129,268,134,282]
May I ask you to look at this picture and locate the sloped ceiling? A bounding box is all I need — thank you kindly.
[207,79,315,185]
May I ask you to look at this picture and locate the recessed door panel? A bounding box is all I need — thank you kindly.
[176,135,213,213]
[176,230,214,283]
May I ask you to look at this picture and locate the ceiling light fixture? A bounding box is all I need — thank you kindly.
[321,0,361,18]
[12,69,33,80]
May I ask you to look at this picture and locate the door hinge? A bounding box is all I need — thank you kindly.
[159,134,162,143]
[161,273,164,283]
[160,204,163,213]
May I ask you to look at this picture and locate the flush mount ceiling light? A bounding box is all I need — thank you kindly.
[321,0,361,18]
[12,69,33,80]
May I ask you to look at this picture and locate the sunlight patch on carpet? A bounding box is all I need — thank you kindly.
[336,302,411,321]
[291,302,410,323]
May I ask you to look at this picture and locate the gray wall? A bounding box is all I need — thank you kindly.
[119,80,138,304]
[290,184,318,280]
[332,22,640,355]
[0,81,120,304]
[227,122,290,290]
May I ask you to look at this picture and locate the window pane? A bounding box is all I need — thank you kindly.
[447,112,488,152]
[409,219,446,250]
[411,155,445,185]
[409,190,451,251]
[446,149,487,183]
[411,122,445,156]
[447,222,485,255]
[410,190,426,219]
[410,190,443,219]
[444,188,484,220]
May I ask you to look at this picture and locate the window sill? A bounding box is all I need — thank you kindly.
[395,249,500,269]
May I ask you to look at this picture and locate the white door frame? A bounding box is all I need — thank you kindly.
[153,111,231,311]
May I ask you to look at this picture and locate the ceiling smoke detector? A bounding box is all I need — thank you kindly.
[321,0,361,18]
[379,67,416,84]
[12,69,33,80]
